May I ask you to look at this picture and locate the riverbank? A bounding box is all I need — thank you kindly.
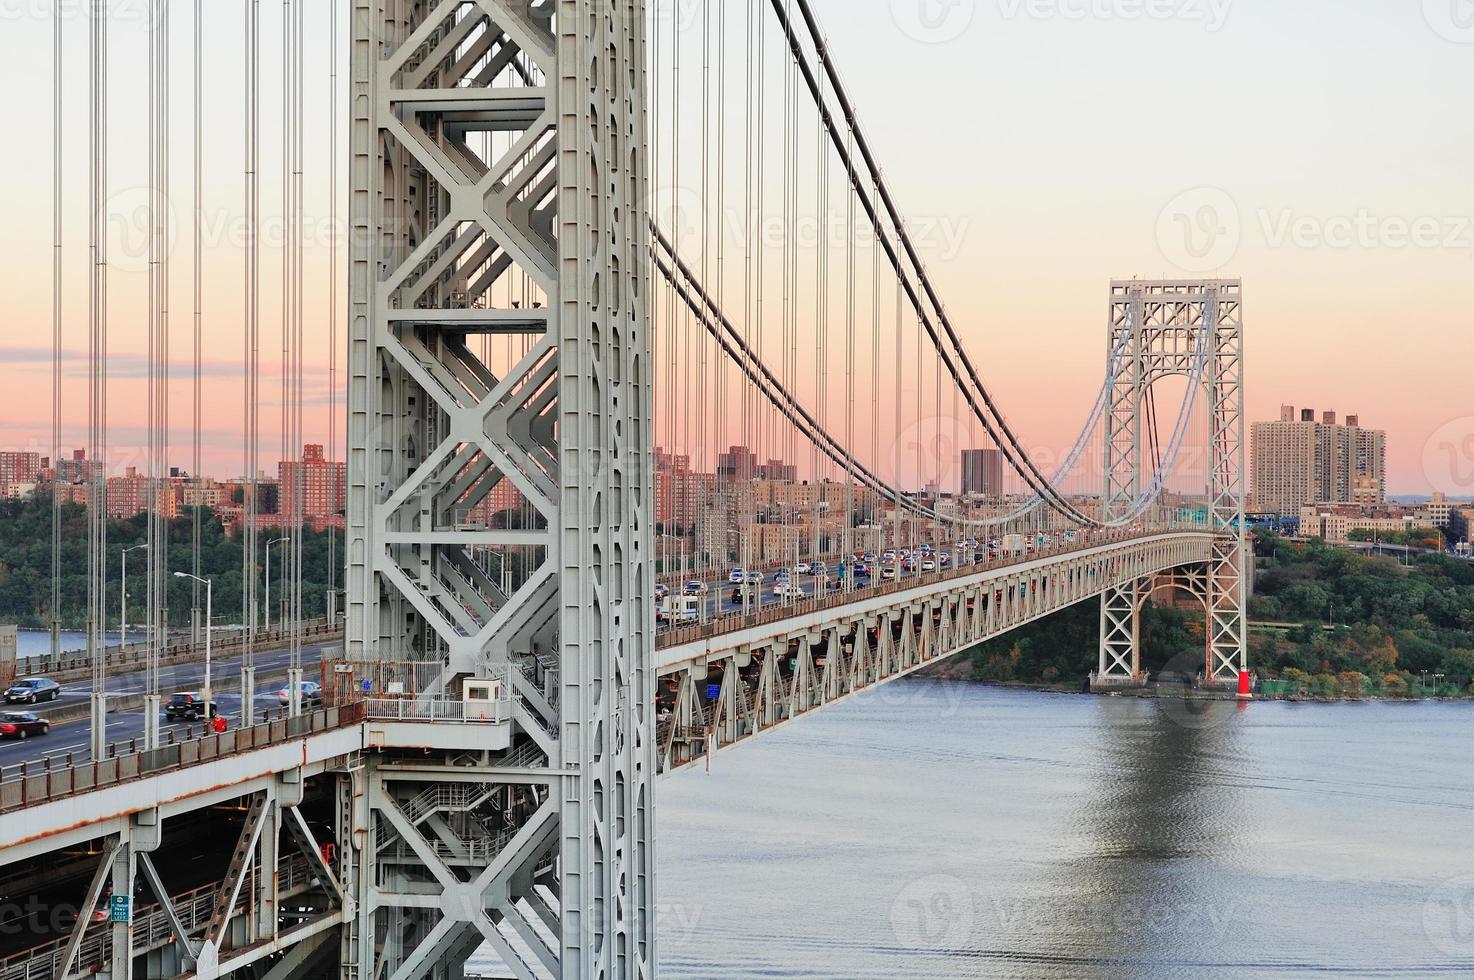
[918,657,1474,704]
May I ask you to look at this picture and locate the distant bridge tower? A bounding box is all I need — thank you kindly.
[347,2,654,978]
[1097,279,1246,686]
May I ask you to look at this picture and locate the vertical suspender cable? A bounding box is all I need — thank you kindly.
[192,0,203,639]
[51,0,63,661]
[145,0,171,747]
[328,0,339,624]
[243,0,261,722]
[87,0,110,758]
[290,0,305,702]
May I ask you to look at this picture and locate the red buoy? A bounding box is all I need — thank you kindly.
[1237,670,1252,699]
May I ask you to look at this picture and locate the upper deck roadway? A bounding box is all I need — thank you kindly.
[0,526,1212,784]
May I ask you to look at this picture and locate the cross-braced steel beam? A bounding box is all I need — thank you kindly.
[1098,280,1247,686]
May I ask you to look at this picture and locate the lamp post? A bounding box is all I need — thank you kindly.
[173,572,212,722]
[264,535,289,633]
[120,544,149,650]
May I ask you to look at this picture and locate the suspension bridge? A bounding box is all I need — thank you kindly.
[0,1,1245,977]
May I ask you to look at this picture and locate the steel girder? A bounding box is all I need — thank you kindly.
[1100,280,1246,685]
[349,2,654,978]
[658,532,1213,773]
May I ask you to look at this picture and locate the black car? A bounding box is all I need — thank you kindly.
[4,678,61,704]
[164,692,218,721]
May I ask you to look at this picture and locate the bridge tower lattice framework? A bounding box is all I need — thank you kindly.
[1097,279,1246,687]
[345,1,655,978]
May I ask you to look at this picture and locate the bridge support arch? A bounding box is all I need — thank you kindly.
[1098,280,1246,687]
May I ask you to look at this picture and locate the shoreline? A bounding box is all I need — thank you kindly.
[917,667,1474,704]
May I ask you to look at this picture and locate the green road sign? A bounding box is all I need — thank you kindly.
[110,894,130,922]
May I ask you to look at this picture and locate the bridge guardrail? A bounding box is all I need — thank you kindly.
[0,703,365,814]
[360,696,508,724]
[0,853,318,980]
[655,527,1189,649]
[15,618,344,683]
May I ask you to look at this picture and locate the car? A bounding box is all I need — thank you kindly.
[794,561,812,574]
[277,680,323,707]
[772,569,790,582]
[811,561,828,574]
[0,712,49,739]
[921,559,937,572]
[4,678,60,704]
[654,583,669,600]
[683,580,707,596]
[773,582,805,600]
[743,571,762,584]
[880,565,898,581]
[164,692,218,721]
[862,552,876,563]
[729,568,747,584]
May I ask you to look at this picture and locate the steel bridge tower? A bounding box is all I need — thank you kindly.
[347,2,654,977]
[1097,279,1246,687]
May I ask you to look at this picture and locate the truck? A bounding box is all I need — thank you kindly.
[1001,533,1027,555]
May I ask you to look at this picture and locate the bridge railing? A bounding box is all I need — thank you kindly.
[656,526,1185,648]
[0,703,364,814]
[0,853,319,980]
[15,617,343,682]
[359,696,507,724]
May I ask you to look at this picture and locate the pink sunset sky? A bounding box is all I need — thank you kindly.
[2,0,1472,495]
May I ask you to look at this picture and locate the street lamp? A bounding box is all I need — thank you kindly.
[173,572,212,720]
[121,544,149,649]
[264,535,289,632]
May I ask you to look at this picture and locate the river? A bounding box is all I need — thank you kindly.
[648,680,1474,979]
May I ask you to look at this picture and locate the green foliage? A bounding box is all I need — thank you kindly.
[957,534,1474,697]
[0,494,341,629]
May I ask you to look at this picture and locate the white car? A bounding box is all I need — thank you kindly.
[880,565,898,581]
[277,680,323,707]
[773,582,806,600]
[921,559,937,572]
[729,568,747,584]
[795,561,812,574]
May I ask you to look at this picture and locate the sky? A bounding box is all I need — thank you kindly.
[2,0,1472,494]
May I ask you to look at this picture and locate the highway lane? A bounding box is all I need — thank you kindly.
[0,643,334,769]
[5,641,336,714]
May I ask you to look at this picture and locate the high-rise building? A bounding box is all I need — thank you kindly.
[1251,405,1386,515]
[960,448,1003,497]
[278,444,346,521]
